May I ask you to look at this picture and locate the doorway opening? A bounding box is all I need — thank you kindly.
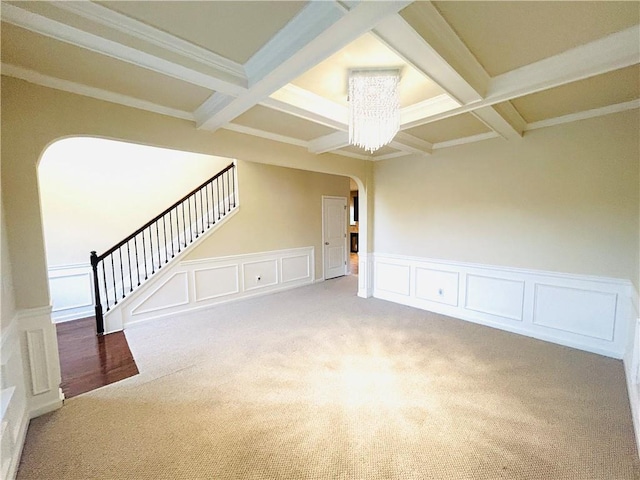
[349,178,359,276]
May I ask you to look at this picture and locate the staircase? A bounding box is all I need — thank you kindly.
[90,162,237,334]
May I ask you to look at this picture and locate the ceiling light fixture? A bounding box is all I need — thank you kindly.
[348,69,401,153]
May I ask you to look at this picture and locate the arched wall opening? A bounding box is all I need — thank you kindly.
[38,136,232,322]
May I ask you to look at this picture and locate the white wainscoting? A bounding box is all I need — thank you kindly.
[48,264,94,323]
[623,296,640,458]
[373,253,634,359]
[2,308,64,479]
[105,247,315,332]
[1,319,28,480]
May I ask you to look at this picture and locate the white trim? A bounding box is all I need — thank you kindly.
[372,151,412,162]
[0,3,245,95]
[265,84,348,128]
[400,94,461,126]
[197,1,412,132]
[222,123,308,148]
[372,253,633,359]
[2,63,195,121]
[487,26,640,104]
[526,99,640,131]
[52,1,247,83]
[373,14,482,105]
[433,132,501,150]
[391,132,433,155]
[16,305,53,320]
[472,105,525,140]
[321,196,348,281]
[115,247,315,330]
[244,1,345,82]
[373,252,634,287]
[403,26,640,129]
[333,149,373,161]
[309,131,349,154]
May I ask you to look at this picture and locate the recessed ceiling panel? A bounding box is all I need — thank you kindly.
[98,1,307,64]
[1,23,214,112]
[427,1,640,76]
[511,65,640,123]
[404,113,491,144]
[232,105,335,141]
[291,32,446,108]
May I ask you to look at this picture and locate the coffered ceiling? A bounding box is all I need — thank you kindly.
[2,1,638,161]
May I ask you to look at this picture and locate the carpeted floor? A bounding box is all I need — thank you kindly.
[18,275,640,479]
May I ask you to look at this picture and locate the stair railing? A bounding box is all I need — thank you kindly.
[90,162,237,334]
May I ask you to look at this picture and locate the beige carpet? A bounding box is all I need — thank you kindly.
[18,276,640,479]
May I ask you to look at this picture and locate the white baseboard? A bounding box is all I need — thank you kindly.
[105,247,315,332]
[372,253,633,359]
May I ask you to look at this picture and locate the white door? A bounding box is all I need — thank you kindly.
[323,196,347,280]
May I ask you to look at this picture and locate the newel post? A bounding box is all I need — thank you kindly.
[90,251,104,335]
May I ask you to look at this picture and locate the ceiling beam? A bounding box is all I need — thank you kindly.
[404,25,640,128]
[308,131,350,155]
[262,84,348,130]
[371,3,523,139]
[51,1,246,84]
[0,3,247,96]
[196,0,412,131]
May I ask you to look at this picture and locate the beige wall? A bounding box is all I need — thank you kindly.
[1,202,17,332]
[374,110,640,289]
[1,76,371,309]
[185,161,350,280]
[39,137,230,266]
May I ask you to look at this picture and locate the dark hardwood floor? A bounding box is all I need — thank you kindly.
[56,317,139,398]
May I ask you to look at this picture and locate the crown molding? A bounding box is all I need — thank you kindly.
[400,94,461,126]
[525,99,640,131]
[0,3,246,96]
[52,1,247,84]
[2,63,194,121]
[432,132,500,150]
[392,132,433,155]
[222,123,308,149]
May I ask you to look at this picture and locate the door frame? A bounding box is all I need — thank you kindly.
[321,195,348,280]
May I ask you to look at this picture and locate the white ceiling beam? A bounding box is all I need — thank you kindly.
[373,15,483,106]
[487,26,640,103]
[263,84,348,129]
[406,25,640,129]
[196,0,412,131]
[308,131,350,155]
[1,4,247,96]
[400,95,461,126]
[472,104,526,140]
[222,123,308,148]
[50,1,246,85]
[432,132,500,150]
[391,133,433,155]
[371,4,523,139]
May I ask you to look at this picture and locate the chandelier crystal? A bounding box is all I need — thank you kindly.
[348,69,400,153]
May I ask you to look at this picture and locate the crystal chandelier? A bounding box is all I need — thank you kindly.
[348,69,400,153]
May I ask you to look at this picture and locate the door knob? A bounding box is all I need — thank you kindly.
[325,242,329,245]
